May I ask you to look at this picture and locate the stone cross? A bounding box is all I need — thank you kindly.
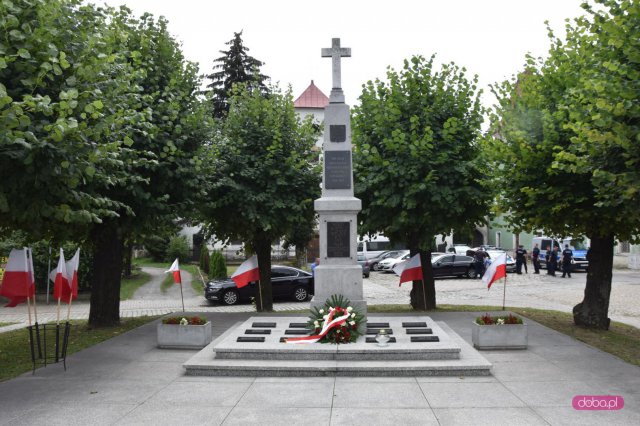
[321,38,351,90]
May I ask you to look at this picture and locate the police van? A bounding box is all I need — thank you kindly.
[532,236,589,271]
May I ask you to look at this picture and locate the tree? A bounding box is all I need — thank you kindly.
[199,85,320,311]
[0,0,136,240]
[352,55,488,310]
[199,245,210,273]
[205,31,268,118]
[208,251,226,279]
[486,0,639,329]
[87,10,208,327]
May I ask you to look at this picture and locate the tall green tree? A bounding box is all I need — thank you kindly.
[205,31,268,118]
[199,85,320,311]
[0,0,137,239]
[352,55,488,310]
[487,0,639,329]
[87,10,208,326]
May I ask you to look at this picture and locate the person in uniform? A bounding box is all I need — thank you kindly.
[561,244,573,278]
[532,243,540,274]
[473,249,486,279]
[515,245,527,274]
[548,246,559,276]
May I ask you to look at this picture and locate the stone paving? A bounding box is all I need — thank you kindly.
[0,311,638,425]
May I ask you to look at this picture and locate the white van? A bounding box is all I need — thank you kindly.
[357,236,394,260]
[532,236,589,270]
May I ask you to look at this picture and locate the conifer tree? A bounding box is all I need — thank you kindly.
[206,31,268,118]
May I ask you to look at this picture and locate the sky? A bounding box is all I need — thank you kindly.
[99,0,588,109]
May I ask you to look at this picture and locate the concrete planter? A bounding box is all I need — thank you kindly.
[157,321,212,349]
[472,322,527,350]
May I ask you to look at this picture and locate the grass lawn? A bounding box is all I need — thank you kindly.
[0,316,159,382]
[120,271,151,300]
[0,322,16,327]
[367,304,640,366]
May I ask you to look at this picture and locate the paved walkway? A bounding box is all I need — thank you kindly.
[0,311,638,425]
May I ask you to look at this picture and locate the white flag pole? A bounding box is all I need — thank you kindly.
[179,280,185,313]
[66,293,72,321]
[502,269,508,311]
[56,298,61,325]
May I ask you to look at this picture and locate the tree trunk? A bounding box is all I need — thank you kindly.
[254,236,273,312]
[89,223,124,327]
[409,238,436,310]
[573,234,614,330]
[294,246,306,268]
[123,241,133,278]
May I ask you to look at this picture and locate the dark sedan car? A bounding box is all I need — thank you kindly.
[431,254,476,278]
[205,265,314,305]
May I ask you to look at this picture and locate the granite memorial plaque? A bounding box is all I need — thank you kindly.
[324,150,351,189]
[288,323,307,328]
[237,336,265,342]
[402,322,427,328]
[405,328,433,335]
[329,125,346,142]
[367,322,390,328]
[410,336,440,342]
[327,222,350,258]
[252,322,276,328]
[245,329,271,335]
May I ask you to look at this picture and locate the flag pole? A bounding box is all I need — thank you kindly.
[26,293,33,327]
[56,298,61,325]
[502,270,507,311]
[179,281,185,313]
[66,293,72,321]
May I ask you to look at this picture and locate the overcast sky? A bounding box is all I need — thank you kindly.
[100,0,587,109]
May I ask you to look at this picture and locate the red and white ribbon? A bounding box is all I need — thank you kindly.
[285,307,351,344]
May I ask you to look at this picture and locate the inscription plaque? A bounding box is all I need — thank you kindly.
[329,125,346,142]
[366,337,396,343]
[327,222,350,258]
[411,336,439,342]
[324,151,351,189]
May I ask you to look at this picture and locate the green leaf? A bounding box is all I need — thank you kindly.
[17,48,30,59]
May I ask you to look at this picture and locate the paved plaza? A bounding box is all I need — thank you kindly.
[0,311,638,425]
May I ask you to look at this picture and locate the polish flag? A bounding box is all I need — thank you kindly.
[165,258,182,284]
[65,249,80,300]
[231,255,259,288]
[393,253,423,287]
[482,252,507,289]
[52,248,71,302]
[0,248,32,307]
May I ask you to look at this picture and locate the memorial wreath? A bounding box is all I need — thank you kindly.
[286,294,365,344]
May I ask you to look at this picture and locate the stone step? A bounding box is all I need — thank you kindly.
[183,320,492,377]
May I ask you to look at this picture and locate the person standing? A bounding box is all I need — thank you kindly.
[532,243,540,274]
[515,245,527,274]
[561,244,573,278]
[548,246,558,276]
[473,249,486,279]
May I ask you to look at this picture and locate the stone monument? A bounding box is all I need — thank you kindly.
[310,38,367,316]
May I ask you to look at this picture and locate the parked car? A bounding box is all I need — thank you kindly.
[448,244,472,255]
[378,250,410,272]
[368,250,405,271]
[356,254,371,278]
[485,250,517,273]
[431,254,476,278]
[205,265,314,305]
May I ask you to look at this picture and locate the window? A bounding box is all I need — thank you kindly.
[272,267,297,278]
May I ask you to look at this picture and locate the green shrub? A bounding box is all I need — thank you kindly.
[199,246,210,273]
[143,234,170,262]
[166,236,190,263]
[209,250,227,279]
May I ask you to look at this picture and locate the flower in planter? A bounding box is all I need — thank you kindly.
[475,313,523,325]
[162,316,208,325]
